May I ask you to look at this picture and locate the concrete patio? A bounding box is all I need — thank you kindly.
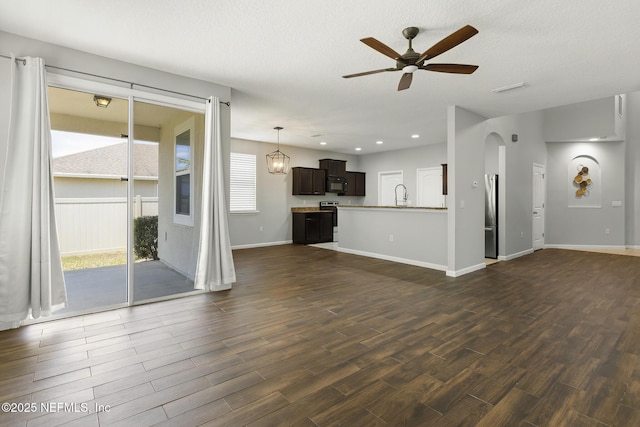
[57,260,197,314]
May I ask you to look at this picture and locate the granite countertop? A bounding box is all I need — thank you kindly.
[290,207,333,213]
[339,205,448,210]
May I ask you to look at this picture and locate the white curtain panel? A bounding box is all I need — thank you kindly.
[194,97,236,291]
[0,57,67,323]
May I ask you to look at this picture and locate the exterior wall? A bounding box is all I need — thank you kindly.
[53,176,157,198]
[157,112,205,278]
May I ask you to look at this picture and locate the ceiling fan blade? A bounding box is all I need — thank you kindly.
[398,73,413,91]
[361,37,402,60]
[418,25,478,62]
[342,68,398,78]
[423,63,479,74]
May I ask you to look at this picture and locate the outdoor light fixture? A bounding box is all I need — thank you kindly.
[266,126,290,174]
[93,95,112,108]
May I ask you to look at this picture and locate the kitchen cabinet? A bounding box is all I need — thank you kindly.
[292,211,334,244]
[319,159,346,178]
[292,167,326,195]
[344,171,366,197]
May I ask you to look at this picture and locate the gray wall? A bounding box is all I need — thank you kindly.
[546,140,626,247]
[486,110,547,257]
[543,96,621,141]
[359,143,447,207]
[447,106,487,275]
[626,92,640,248]
[228,138,361,247]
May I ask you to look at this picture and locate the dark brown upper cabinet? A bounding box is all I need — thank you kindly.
[319,159,346,178]
[344,171,366,197]
[292,167,326,195]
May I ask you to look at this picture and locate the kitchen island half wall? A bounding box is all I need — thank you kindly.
[337,206,448,271]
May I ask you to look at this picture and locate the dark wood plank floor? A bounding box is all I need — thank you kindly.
[1,245,640,426]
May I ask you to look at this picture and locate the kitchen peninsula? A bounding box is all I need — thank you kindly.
[337,205,448,271]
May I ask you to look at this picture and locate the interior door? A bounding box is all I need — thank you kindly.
[532,164,546,250]
[379,171,403,206]
[417,167,444,207]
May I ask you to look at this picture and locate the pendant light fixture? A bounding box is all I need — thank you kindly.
[266,126,290,174]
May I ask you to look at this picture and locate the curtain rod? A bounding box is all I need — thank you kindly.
[0,53,231,106]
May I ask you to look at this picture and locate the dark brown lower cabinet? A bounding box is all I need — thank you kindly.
[292,211,334,244]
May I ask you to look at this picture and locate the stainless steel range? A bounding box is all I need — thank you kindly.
[319,201,339,241]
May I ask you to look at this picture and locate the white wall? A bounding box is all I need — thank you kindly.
[228,138,361,247]
[359,143,447,207]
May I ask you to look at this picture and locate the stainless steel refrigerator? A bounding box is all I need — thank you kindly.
[484,174,498,259]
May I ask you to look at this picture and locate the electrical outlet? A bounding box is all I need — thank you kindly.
[389,234,394,242]
[520,232,524,238]
[605,228,610,235]
[460,200,465,209]
[259,226,263,232]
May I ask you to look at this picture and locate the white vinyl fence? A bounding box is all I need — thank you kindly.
[55,196,158,255]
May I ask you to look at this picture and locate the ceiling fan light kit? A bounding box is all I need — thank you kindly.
[343,25,479,91]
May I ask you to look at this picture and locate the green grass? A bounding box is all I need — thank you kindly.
[61,251,127,271]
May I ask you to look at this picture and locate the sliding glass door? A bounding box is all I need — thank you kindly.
[47,80,206,315]
[132,100,204,303]
[48,86,129,313]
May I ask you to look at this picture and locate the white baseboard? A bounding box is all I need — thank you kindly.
[232,240,292,250]
[544,244,626,251]
[446,262,486,277]
[626,245,640,250]
[499,248,534,261]
[336,247,447,272]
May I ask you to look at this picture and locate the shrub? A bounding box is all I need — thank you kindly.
[134,215,159,260]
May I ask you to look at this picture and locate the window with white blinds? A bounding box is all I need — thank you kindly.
[230,152,257,212]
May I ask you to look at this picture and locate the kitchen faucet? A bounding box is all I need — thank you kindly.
[394,184,408,206]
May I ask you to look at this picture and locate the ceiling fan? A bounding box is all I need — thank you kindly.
[343,25,479,91]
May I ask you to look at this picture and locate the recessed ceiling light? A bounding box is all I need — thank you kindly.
[411,134,420,139]
[355,147,362,151]
[376,140,383,145]
[588,138,598,141]
[320,141,327,145]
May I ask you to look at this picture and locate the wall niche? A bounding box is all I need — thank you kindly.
[568,155,601,208]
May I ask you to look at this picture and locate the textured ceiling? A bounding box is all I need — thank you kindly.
[2,0,640,154]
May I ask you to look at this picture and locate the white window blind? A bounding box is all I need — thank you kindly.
[230,153,257,212]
